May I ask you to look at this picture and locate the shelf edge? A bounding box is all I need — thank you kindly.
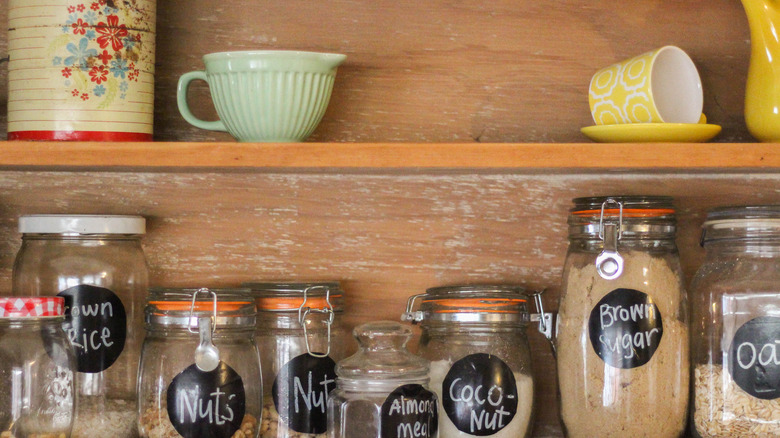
[0,142,777,169]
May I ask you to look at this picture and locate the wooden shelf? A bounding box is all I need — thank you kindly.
[0,1,772,434]
[0,141,778,170]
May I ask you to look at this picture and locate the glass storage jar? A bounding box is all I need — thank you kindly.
[0,297,75,438]
[691,206,780,437]
[557,196,688,438]
[138,288,262,438]
[11,215,148,438]
[327,321,438,438]
[402,285,549,438]
[245,282,347,438]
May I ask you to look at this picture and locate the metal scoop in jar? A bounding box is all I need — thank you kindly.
[189,288,220,372]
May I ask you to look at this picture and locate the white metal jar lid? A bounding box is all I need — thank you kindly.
[19,214,146,234]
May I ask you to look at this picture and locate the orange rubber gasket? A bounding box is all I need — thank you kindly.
[434,309,517,314]
[149,301,248,312]
[422,298,526,313]
[573,208,675,218]
[256,295,342,310]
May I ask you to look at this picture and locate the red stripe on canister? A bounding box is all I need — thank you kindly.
[9,131,153,141]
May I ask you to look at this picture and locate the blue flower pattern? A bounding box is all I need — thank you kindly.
[51,3,141,104]
[83,11,97,24]
[110,58,128,78]
[123,37,136,50]
[64,37,98,69]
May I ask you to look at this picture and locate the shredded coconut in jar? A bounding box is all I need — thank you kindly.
[428,360,533,438]
[694,364,780,437]
[557,250,689,438]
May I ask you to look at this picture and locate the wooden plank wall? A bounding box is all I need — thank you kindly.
[0,0,772,436]
[0,170,777,436]
[0,0,754,142]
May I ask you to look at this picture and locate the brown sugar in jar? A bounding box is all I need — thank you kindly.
[557,196,689,438]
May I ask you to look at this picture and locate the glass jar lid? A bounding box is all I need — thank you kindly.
[336,321,429,381]
[243,281,344,312]
[19,214,146,235]
[145,287,256,330]
[569,196,677,281]
[568,196,676,240]
[245,281,344,358]
[702,205,780,244]
[403,284,530,324]
[0,297,64,318]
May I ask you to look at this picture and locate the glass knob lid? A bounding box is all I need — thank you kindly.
[336,321,429,380]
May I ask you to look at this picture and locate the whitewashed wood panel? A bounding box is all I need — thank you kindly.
[0,170,777,435]
[0,0,754,142]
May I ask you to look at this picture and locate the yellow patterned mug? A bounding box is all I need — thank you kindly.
[589,46,702,125]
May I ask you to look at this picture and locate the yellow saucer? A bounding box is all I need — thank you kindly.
[581,123,722,143]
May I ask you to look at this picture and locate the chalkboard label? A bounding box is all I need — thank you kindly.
[58,284,126,373]
[272,353,337,434]
[728,316,780,400]
[166,361,246,438]
[588,288,664,369]
[442,353,518,436]
[380,384,438,438]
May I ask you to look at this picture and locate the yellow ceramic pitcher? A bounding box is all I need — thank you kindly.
[743,0,780,142]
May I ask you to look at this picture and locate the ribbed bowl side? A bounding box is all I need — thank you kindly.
[300,71,337,139]
[209,72,244,139]
[208,70,337,142]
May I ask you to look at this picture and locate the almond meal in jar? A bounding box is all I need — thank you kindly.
[557,196,689,438]
[327,321,438,438]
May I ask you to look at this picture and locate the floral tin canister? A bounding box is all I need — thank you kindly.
[7,0,155,141]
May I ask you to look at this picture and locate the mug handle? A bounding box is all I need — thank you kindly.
[176,71,227,132]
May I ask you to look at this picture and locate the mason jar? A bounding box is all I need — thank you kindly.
[138,288,262,438]
[691,206,780,437]
[11,215,148,438]
[327,321,438,438]
[403,285,548,438]
[557,196,689,438]
[244,282,348,438]
[0,297,75,438]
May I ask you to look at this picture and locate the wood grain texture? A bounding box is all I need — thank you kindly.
[0,170,777,436]
[0,141,778,169]
[0,0,753,142]
[0,1,770,436]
